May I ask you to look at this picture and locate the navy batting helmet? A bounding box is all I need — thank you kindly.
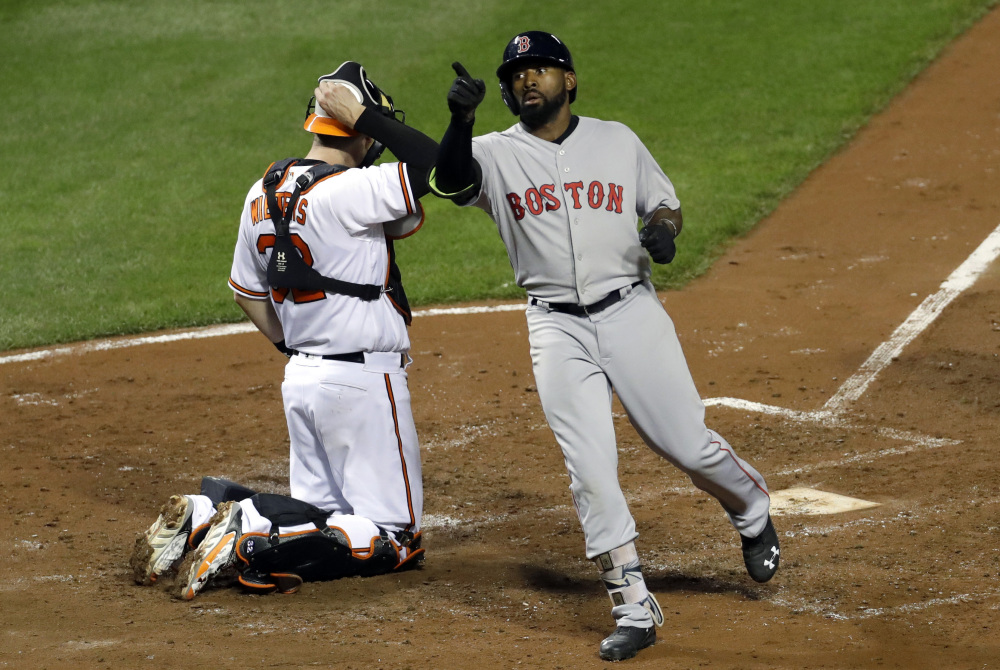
[496,31,576,115]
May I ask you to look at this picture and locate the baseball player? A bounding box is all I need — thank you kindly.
[431,32,780,661]
[132,61,437,598]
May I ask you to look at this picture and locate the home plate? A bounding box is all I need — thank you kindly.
[769,487,879,516]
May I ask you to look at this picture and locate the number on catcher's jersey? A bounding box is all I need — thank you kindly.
[255,233,325,304]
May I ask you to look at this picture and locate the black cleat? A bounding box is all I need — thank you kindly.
[599,625,656,662]
[741,515,780,582]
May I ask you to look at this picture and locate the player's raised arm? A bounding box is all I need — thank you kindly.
[430,62,485,202]
[314,70,439,193]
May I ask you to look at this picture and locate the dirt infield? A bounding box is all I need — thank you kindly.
[3,9,1000,669]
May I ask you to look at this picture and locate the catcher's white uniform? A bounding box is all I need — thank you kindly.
[229,159,422,542]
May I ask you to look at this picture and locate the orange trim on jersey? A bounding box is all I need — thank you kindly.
[397,163,414,214]
[385,203,426,241]
[228,277,269,298]
[288,288,327,304]
[299,168,348,196]
[384,374,417,532]
[387,294,408,317]
[261,160,298,190]
[386,287,412,321]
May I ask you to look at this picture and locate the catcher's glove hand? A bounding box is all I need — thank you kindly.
[448,62,486,122]
[639,221,678,264]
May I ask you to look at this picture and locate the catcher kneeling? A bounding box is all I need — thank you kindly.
[130,477,424,600]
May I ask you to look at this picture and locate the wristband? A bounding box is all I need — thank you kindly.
[427,167,477,200]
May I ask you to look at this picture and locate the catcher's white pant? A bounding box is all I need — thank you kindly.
[526,281,771,559]
[282,353,422,537]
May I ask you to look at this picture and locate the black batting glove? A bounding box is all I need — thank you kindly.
[448,62,485,122]
[639,222,678,264]
[273,340,292,358]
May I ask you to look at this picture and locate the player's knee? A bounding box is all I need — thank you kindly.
[668,439,733,477]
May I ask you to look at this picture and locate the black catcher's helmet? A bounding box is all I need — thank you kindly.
[496,31,576,115]
[303,61,405,167]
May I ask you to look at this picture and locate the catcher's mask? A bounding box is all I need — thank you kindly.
[303,61,405,167]
[496,31,576,115]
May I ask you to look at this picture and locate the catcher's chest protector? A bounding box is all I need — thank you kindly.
[263,158,412,325]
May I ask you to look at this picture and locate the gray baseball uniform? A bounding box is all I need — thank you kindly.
[437,34,780,659]
[466,116,771,560]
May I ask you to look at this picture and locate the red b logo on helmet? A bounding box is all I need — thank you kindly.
[516,35,531,53]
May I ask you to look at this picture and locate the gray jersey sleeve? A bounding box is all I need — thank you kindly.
[629,127,681,223]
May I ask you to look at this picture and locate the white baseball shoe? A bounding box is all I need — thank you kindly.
[130,494,194,585]
[173,501,243,600]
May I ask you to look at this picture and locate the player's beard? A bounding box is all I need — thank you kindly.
[519,87,569,129]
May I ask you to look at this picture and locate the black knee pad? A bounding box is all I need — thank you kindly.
[200,476,257,505]
[248,492,330,528]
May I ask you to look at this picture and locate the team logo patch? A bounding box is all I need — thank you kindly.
[516,35,531,53]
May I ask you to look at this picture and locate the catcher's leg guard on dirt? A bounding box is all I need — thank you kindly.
[234,493,424,594]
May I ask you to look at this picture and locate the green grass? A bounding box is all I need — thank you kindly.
[0,0,995,351]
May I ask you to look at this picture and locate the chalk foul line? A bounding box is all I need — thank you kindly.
[707,222,1000,420]
[0,304,528,366]
[5,219,999,426]
[823,223,1000,412]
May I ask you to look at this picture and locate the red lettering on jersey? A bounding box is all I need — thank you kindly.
[295,198,308,225]
[606,183,624,213]
[540,184,561,211]
[525,188,544,215]
[563,182,584,209]
[506,192,526,220]
[587,181,604,209]
[255,233,325,304]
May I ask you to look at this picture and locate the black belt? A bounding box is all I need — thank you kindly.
[288,349,405,366]
[530,281,643,316]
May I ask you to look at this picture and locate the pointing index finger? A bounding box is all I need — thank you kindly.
[452,61,471,79]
